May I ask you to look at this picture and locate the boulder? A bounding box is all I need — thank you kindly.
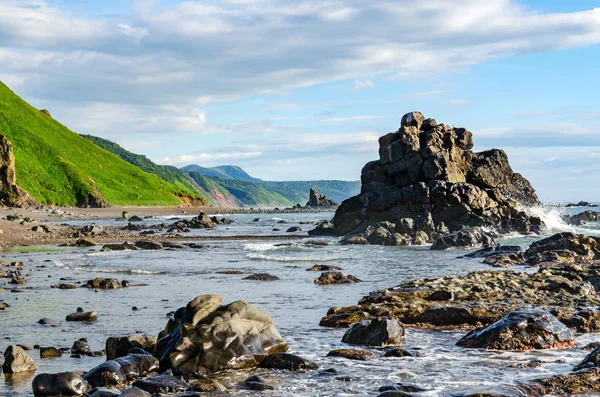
[456,310,575,350]
[333,112,542,243]
[113,354,159,380]
[119,387,151,397]
[3,345,37,373]
[258,353,318,371]
[245,375,274,391]
[83,361,127,388]
[40,346,62,358]
[315,272,361,285]
[524,232,600,264]
[431,228,496,250]
[286,226,302,232]
[342,318,404,346]
[243,273,279,281]
[326,348,373,361]
[308,220,336,236]
[132,375,189,394]
[153,294,288,375]
[135,240,163,250]
[66,311,97,322]
[86,278,121,290]
[306,264,343,271]
[32,372,90,396]
[105,335,157,360]
[565,210,600,225]
[573,346,600,371]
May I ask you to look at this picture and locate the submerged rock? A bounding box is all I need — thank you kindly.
[308,220,336,236]
[326,348,373,361]
[307,264,343,271]
[342,318,404,347]
[243,273,280,281]
[456,310,575,350]
[154,294,288,375]
[66,311,97,322]
[333,112,541,244]
[431,228,496,250]
[258,352,318,371]
[132,375,189,394]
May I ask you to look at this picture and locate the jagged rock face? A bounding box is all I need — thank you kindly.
[306,188,338,208]
[154,294,288,375]
[334,112,541,238]
[0,133,36,207]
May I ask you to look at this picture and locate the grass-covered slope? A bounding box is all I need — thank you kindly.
[182,164,260,182]
[0,82,207,207]
[82,135,205,201]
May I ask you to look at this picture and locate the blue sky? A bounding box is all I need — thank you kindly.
[1,0,599,202]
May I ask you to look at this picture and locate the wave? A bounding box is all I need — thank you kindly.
[246,253,344,262]
[244,243,279,252]
[520,205,600,236]
[54,261,164,275]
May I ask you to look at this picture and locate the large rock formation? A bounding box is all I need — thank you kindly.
[306,188,338,208]
[0,133,36,207]
[333,112,541,242]
[153,294,288,375]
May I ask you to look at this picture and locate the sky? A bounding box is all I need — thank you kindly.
[0,0,599,202]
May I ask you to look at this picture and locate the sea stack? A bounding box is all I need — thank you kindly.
[333,111,541,243]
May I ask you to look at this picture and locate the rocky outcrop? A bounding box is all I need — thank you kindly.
[430,228,496,250]
[0,133,36,207]
[2,345,37,373]
[154,294,288,375]
[306,188,338,208]
[342,318,404,346]
[332,112,541,243]
[565,210,600,225]
[456,310,575,350]
[524,232,600,265]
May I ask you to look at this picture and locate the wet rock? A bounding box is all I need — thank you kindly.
[425,290,454,301]
[83,360,127,388]
[456,310,575,350]
[379,384,426,393]
[81,224,103,236]
[132,375,190,394]
[384,348,414,358]
[153,294,287,375]
[464,245,523,258]
[286,226,302,232]
[483,252,524,268]
[326,348,373,361]
[431,228,496,250]
[308,220,336,236]
[128,215,143,222]
[307,264,343,271]
[71,339,90,355]
[32,372,90,396]
[315,272,361,285]
[89,388,121,397]
[216,270,245,274]
[102,243,139,252]
[3,345,37,373]
[583,342,600,351]
[66,311,97,322]
[524,232,600,264]
[53,283,78,289]
[530,367,600,395]
[573,346,600,371]
[105,335,157,360]
[342,318,404,346]
[114,354,159,380]
[86,278,121,290]
[40,346,62,358]
[243,273,280,281]
[258,352,318,371]
[120,386,151,397]
[565,210,600,225]
[245,375,274,391]
[37,318,53,325]
[75,238,96,247]
[135,240,163,250]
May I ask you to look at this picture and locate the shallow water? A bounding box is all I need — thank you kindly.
[2,208,600,396]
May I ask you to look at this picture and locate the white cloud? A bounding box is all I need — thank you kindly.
[323,115,378,122]
[162,151,263,166]
[352,79,375,91]
[449,99,471,106]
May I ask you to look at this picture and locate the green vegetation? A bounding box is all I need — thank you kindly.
[182,164,260,182]
[0,81,207,206]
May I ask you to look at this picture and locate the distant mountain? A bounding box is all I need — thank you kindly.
[182,165,260,182]
[0,81,207,207]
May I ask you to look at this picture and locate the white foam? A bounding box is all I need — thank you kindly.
[243,243,279,252]
[246,253,342,262]
[521,205,576,233]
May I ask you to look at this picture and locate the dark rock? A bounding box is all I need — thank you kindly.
[245,375,274,391]
[315,272,361,285]
[384,348,414,358]
[565,201,598,208]
[37,318,53,325]
[286,226,302,233]
[153,294,287,375]
[524,232,600,264]
[326,348,373,361]
[425,290,454,301]
[431,228,496,250]
[40,347,62,359]
[32,372,90,396]
[565,210,600,225]
[258,352,318,371]
[83,360,127,388]
[308,220,336,236]
[333,112,541,243]
[114,354,159,380]
[75,238,96,247]
[3,345,37,373]
[379,383,426,392]
[119,387,151,397]
[342,318,404,346]
[307,264,343,271]
[66,311,97,322]
[128,215,143,222]
[135,240,163,250]
[483,252,524,267]
[71,339,90,355]
[89,388,122,397]
[306,188,338,208]
[102,243,139,252]
[456,310,575,350]
[132,375,189,394]
[86,278,121,290]
[243,273,280,281]
[574,346,600,371]
[105,335,157,360]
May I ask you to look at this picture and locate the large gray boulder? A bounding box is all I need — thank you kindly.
[154,294,288,375]
[3,345,37,373]
[342,318,404,346]
[333,112,542,243]
[32,372,90,396]
[456,310,575,350]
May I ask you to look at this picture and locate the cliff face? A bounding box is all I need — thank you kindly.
[333,112,541,239]
[0,133,36,207]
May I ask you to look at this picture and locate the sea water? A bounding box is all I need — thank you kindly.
[1,208,600,396]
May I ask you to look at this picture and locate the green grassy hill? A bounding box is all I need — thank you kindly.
[0,82,207,207]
